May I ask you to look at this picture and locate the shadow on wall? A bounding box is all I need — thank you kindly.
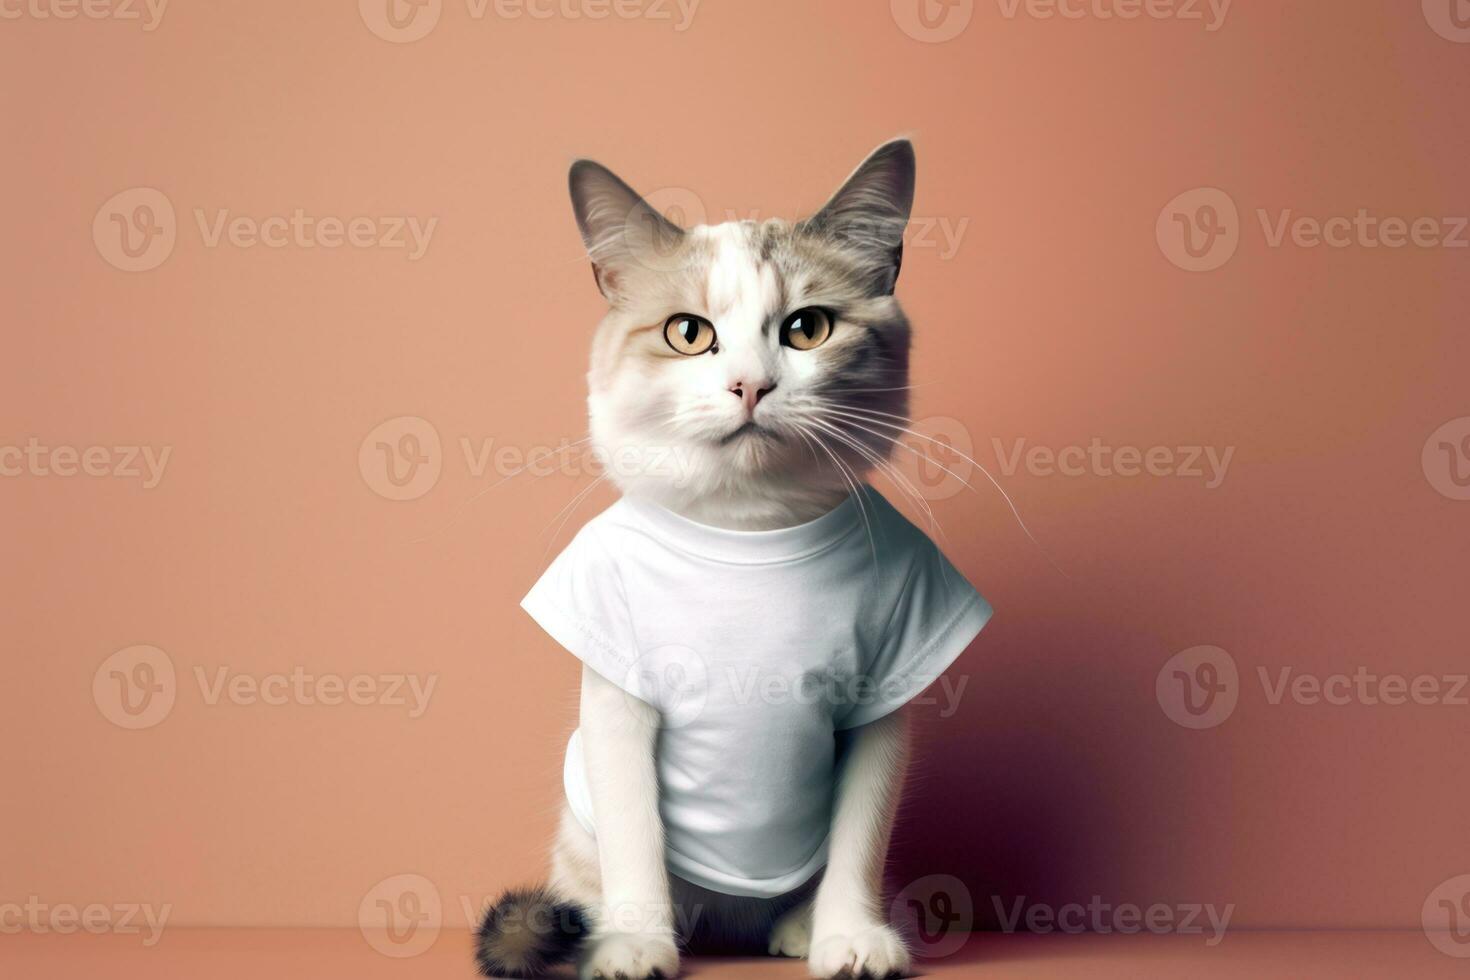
[885,604,1231,936]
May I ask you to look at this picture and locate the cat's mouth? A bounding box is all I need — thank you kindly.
[718,422,776,445]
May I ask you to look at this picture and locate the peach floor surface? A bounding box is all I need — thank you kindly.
[2,929,1463,979]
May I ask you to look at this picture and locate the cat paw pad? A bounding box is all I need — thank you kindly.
[808,923,911,979]
[578,931,679,980]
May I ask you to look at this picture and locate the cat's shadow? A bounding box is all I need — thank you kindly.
[886,636,1115,944]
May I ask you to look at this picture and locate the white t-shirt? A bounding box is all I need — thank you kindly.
[521,487,991,898]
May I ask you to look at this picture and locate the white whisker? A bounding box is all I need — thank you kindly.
[795,421,878,571]
[806,414,945,547]
[819,406,1070,580]
[542,474,609,560]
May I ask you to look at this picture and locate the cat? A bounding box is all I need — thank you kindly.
[475,139,990,980]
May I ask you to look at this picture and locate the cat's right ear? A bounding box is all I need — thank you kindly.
[568,160,684,300]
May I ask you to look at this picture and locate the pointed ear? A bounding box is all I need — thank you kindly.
[569,159,685,300]
[801,139,916,295]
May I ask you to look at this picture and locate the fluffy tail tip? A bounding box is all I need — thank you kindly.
[475,885,590,978]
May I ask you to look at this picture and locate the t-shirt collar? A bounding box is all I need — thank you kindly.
[620,490,864,564]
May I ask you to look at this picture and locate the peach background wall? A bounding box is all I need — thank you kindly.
[3,0,1469,938]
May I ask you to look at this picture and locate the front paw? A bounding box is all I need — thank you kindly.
[808,923,911,980]
[578,931,680,980]
[768,903,812,957]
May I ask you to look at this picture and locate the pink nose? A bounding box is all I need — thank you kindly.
[729,380,776,414]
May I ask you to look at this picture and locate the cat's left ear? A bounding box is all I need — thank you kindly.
[803,139,916,295]
[568,159,685,300]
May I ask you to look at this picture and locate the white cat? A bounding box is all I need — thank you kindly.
[475,140,990,980]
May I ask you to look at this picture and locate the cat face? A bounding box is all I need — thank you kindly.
[569,141,916,517]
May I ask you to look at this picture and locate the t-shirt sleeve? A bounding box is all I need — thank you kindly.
[836,539,993,729]
[520,524,642,686]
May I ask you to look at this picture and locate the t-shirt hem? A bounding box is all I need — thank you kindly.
[836,592,993,730]
[563,785,829,899]
[667,842,828,898]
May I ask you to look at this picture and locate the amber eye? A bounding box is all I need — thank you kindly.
[664,314,717,356]
[780,308,834,351]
